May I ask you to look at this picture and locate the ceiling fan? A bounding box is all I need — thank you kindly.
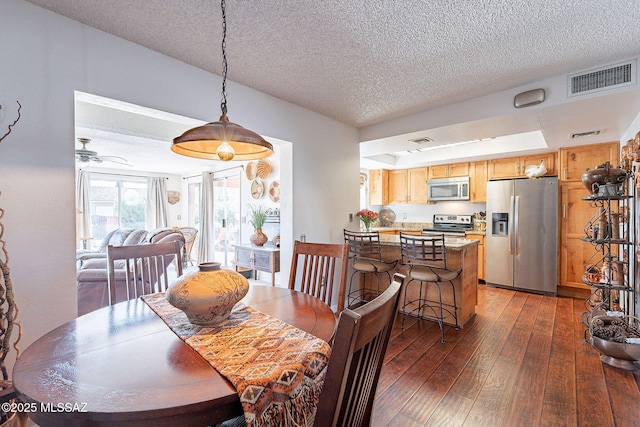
[75,138,131,166]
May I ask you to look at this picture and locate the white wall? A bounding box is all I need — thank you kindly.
[0,0,359,367]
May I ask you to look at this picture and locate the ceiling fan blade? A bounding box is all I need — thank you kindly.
[98,155,132,166]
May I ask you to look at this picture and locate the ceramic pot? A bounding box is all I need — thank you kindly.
[166,262,249,325]
[250,228,268,246]
[581,161,627,194]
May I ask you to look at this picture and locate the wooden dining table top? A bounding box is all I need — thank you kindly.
[13,285,337,427]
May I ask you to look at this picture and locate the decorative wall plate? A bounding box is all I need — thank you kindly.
[245,162,257,180]
[268,181,280,203]
[257,159,272,179]
[251,179,264,199]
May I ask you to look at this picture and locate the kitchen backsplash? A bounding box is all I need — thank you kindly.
[371,201,486,223]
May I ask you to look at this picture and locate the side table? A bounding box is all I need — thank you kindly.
[233,244,280,286]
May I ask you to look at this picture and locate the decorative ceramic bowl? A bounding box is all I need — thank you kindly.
[379,208,396,227]
[166,262,249,325]
[581,162,627,194]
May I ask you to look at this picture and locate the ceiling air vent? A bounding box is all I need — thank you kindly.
[568,60,636,97]
[408,136,434,145]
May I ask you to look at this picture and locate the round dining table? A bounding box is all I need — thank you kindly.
[13,285,337,427]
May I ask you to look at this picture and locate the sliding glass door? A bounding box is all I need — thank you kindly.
[212,169,241,268]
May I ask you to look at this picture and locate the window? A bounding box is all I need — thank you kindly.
[89,176,147,246]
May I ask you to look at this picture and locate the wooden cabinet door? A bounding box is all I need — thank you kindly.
[388,169,408,204]
[470,161,487,203]
[407,167,428,203]
[448,162,470,177]
[489,157,520,179]
[465,234,485,281]
[559,141,619,182]
[428,164,451,179]
[369,169,388,205]
[559,183,595,290]
[520,152,557,177]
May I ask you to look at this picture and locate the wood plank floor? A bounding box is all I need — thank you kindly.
[372,283,640,427]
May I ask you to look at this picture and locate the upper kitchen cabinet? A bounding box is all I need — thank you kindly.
[488,152,557,180]
[407,167,429,204]
[428,162,469,179]
[559,141,619,182]
[388,167,429,204]
[369,169,388,205]
[469,161,488,203]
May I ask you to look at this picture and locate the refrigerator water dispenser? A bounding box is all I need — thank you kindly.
[492,213,509,236]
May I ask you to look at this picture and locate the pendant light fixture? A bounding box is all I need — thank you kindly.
[171,0,273,161]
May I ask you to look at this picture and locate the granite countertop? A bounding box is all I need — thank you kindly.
[371,222,430,232]
[378,233,479,250]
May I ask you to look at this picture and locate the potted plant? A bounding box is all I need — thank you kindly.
[248,204,268,246]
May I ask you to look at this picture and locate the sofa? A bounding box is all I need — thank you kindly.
[76,228,148,267]
[77,228,185,315]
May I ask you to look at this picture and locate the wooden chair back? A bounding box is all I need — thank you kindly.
[399,232,448,268]
[314,273,405,427]
[107,240,183,305]
[288,241,349,313]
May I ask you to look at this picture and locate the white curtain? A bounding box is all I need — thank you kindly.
[198,172,215,263]
[75,170,91,239]
[147,177,168,229]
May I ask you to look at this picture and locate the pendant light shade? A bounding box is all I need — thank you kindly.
[171,0,273,161]
[172,115,273,160]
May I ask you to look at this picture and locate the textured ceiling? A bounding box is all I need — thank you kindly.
[24,0,640,128]
[21,0,640,174]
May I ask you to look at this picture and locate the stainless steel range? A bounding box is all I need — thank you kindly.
[422,214,473,237]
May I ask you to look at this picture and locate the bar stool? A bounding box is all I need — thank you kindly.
[399,232,461,343]
[343,229,397,309]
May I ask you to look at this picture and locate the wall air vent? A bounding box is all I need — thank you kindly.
[568,60,636,97]
[408,136,434,144]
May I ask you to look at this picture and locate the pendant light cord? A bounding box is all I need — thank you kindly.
[220,0,228,117]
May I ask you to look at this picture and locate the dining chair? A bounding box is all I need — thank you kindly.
[314,272,405,427]
[107,240,183,305]
[217,273,405,427]
[343,229,397,309]
[288,241,349,313]
[399,232,461,343]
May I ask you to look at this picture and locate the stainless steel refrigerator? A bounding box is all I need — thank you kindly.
[485,177,558,294]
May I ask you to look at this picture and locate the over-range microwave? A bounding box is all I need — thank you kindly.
[427,176,470,201]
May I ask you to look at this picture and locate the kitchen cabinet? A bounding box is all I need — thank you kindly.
[369,169,388,205]
[386,167,429,204]
[469,161,488,203]
[408,167,428,203]
[559,183,595,292]
[388,169,408,204]
[465,233,485,281]
[559,141,619,182]
[558,142,620,297]
[428,162,469,179]
[488,152,556,179]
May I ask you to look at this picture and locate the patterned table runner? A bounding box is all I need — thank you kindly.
[142,292,331,427]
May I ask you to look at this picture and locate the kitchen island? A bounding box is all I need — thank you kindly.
[359,234,479,327]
